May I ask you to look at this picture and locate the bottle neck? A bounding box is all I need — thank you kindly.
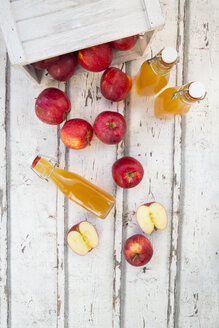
[148,51,176,76]
[172,83,203,104]
[32,157,56,180]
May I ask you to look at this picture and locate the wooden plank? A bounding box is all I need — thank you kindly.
[0,32,9,328]
[0,0,26,64]
[177,0,219,326]
[8,69,62,327]
[167,0,185,326]
[121,0,178,327]
[66,69,121,327]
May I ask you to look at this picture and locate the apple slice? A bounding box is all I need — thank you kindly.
[137,202,168,234]
[67,221,99,256]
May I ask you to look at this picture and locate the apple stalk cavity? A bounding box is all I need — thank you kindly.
[123,234,153,267]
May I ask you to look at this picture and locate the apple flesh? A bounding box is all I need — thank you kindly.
[78,43,113,72]
[93,111,127,144]
[101,67,132,102]
[32,56,60,69]
[110,35,138,51]
[67,221,99,256]
[137,202,168,234]
[123,234,153,266]
[35,88,71,125]
[61,118,93,149]
[112,156,144,188]
[47,54,78,81]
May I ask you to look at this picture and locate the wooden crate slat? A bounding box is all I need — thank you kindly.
[0,0,26,64]
[17,0,144,43]
[143,0,165,29]
[22,13,148,65]
[12,0,81,22]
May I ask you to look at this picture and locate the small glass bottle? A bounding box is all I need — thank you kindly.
[154,81,206,119]
[31,155,115,219]
[136,47,178,97]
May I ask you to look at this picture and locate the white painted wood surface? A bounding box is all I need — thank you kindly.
[0,0,219,327]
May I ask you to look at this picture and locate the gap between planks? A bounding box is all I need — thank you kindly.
[167,0,188,327]
[56,81,69,328]
[0,50,10,327]
[112,102,126,328]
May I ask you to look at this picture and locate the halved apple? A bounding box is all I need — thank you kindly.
[137,202,168,234]
[67,221,99,256]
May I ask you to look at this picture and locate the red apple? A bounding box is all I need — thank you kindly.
[61,118,93,149]
[78,43,113,72]
[93,111,126,144]
[35,88,71,125]
[67,221,99,256]
[137,202,168,234]
[32,56,60,69]
[47,54,78,81]
[101,67,132,102]
[112,156,144,188]
[123,234,153,266]
[110,35,138,51]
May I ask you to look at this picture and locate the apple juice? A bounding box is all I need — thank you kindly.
[135,47,177,97]
[31,156,115,219]
[154,81,206,119]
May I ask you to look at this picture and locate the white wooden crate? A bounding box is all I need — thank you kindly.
[0,0,164,84]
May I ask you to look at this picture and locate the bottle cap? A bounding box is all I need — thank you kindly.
[161,47,178,64]
[188,82,206,99]
[28,154,40,168]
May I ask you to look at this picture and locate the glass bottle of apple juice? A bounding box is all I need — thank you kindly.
[136,47,178,97]
[31,155,115,219]
[154,81,206,119]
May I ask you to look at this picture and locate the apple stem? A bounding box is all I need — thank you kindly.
[126,171,139,182]
[85,132,91,145]
[132,253,139,262]
[106,121,116,129]
[121,63,125,71]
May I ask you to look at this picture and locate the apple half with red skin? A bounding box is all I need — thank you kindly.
[67,221,99,256]
[93,111,127,144]
[32,56,60,69]
[78,43,113,72]
[101,67,132,102]
[61,118,93,149]
[123,234,153,266]
[110,35,138,51]
[47,54,78,81]
[112,156,144,188]
[137,202,168,234]
[35,88,71,125]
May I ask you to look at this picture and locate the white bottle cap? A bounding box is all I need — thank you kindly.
[188,82,206,99]
[161,47,178,64]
